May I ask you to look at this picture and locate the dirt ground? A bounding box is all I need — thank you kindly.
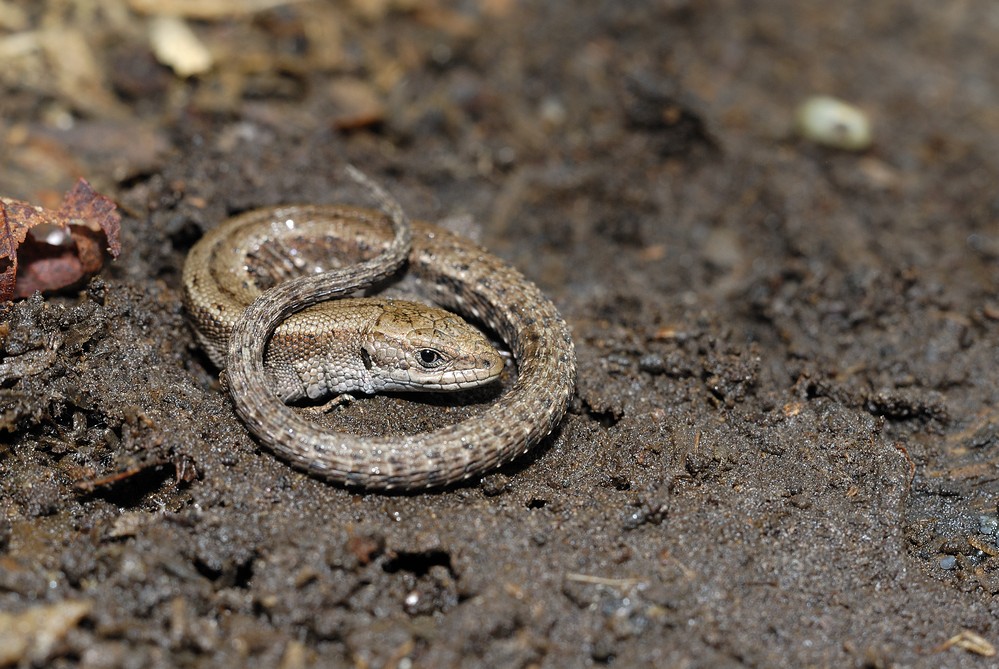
[3,1,999,667]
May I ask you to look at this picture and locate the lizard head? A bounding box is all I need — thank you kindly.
[363,299,504,392]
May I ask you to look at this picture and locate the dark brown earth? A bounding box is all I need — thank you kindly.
[3,1,999,667]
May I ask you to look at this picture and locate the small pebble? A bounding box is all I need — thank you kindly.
[939,555,958,570]
[795,95,872,151]
[606,353,632,372]
[638,354,666,375]
[539,96,567,128]
[979,515,999,537]
[328,77,385,130]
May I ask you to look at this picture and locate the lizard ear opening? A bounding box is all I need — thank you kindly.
[360,345,373,370]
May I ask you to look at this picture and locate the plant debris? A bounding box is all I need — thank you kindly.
[0,600,93,666]
[0,179,121,301]
[934,630,997,657]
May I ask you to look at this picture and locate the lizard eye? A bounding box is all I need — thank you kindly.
[417,349,444,368]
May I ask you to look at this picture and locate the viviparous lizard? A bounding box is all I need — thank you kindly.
[182,171,576,490]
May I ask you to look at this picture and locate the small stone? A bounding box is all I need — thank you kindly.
[795,95,872,151]
[638,354,666,375]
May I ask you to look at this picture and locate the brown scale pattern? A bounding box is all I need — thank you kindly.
[184,200,575,491]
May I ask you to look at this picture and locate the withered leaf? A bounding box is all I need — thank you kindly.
[0,178,121,301]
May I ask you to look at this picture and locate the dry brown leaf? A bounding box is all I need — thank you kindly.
[0,179,121,301]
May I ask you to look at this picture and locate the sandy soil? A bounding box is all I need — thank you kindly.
[3,1,999,667]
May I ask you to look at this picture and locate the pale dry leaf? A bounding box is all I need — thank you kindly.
[0,600,92,666]
[149,15,213,77]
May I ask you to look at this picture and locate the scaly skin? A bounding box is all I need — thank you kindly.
[183,174,575,491]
